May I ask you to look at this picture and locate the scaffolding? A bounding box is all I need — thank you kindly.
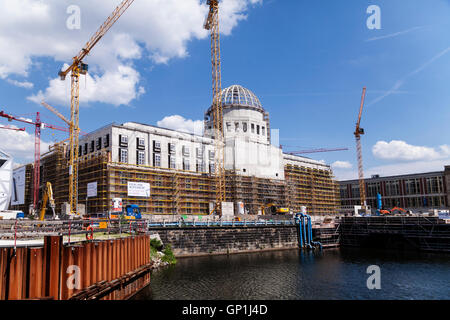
[12,143,341,216]
[285,164,340,215]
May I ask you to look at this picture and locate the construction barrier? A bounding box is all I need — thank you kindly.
[0,234,151,300]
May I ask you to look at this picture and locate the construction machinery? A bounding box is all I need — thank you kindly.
[204,0,226,216]
[354,87,367,213]
[57,0,135,217]
[261,202,290,215]
[39,182,56,221]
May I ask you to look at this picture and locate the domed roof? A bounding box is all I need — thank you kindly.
[220,85,263,110]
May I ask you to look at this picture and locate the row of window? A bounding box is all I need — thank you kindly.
[119,148,215,173]
[225,121,265,135]
[341,176,446,198]
[79,134,110,156]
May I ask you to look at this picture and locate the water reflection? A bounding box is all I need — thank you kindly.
[134,248,450,300]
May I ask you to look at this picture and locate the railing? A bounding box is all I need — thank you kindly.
[0,218,297,242]
[146,219,297,228]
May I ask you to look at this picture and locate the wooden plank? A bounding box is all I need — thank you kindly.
[60,245,74,300]
[0,248,7,299]
[91,242,98,285]
[8,248,25,299]
[28,247,43,299]
[72,245,83,297]
[48,236,62,300]
[83,242,92,288]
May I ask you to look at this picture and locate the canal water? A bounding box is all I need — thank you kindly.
[134,248,450,300]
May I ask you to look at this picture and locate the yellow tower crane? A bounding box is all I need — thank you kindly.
[354,87,367,211]
[57,0,135,216]
[204,0,226,216]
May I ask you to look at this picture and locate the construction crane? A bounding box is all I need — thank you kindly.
[0,125,25,132]
[0,111,69,214]
[41,101,70,126]
[57,0,135,216]
[354,87,367,210]
[285,147,349,155]
[204,0,226,216]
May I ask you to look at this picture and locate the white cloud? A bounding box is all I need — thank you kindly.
[334,140,450,181]
[0,0,261,106]
[372,140,450,161]
[0,125,51,163]
[157,115,203,135]
[6,79,34,89]
[28,64,145,107]
[332,160,352,169]
[365,159,450,177]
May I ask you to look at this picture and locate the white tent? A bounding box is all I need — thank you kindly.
[0,149,13,211]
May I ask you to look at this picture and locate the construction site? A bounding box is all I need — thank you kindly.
[0,0,344,301]
[8,100,341,218]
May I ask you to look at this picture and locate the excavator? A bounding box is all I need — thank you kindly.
[39,182,57,221]
[261,202,290,215]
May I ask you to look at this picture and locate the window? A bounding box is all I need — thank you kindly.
[104,134,110,148]
[226,122,231,132]
[186,179,192,189]
[386,181,400,196]
[90,140,95,153]
[96,137,102,150]
[153,153,161,167]
[256,125,260,135]
[196,160,204,172]
[168,143,176,154]
[169,156,176,169]
[119,135,128,147]
[208,150,215,160]
[183,159,190,171]
[153,140,161,152]
[243,122,248,132]
[196,147,203,158]
[426,176,443,194]
[155,176,163,187]
[251,123,255,133]
[182,146,190,157]
[405,179,420,195]
[262,126,265,136]
[83,143,88,155]
[235,122,239,132]
[137,138,145,150]
[209,163,215,173]
[119,148,128,163]
[78,146,82,157]
[137,150,145,165]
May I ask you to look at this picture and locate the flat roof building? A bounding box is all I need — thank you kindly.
[339,166,450,214]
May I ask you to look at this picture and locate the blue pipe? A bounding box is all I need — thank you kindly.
[296,214,303,248]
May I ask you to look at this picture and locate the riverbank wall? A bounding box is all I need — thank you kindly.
[154,225,299,257]
[340,216,450,252]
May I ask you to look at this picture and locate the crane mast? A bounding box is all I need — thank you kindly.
[205,0,226,215]
[58,0,135,216]
[354,87,367,209]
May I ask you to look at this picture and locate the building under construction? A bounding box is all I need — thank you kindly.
[11,85,340,216]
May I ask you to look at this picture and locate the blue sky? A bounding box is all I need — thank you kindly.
[1,0,450,180]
